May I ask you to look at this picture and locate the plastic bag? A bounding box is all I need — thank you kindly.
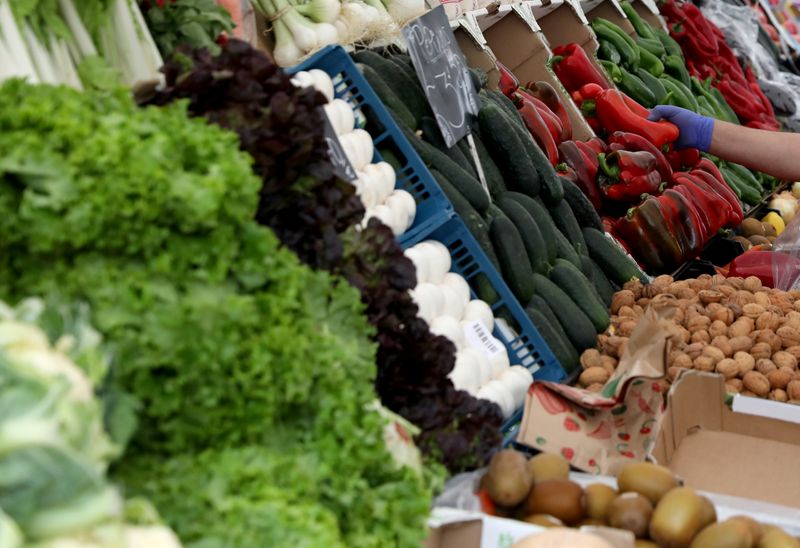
[433,470,484,511]
[701,0,761,66]
[771,214,800,290]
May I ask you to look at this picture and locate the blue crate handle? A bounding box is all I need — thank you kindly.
[288,45,453,244]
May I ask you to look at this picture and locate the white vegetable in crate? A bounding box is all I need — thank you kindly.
[429,316,465,349]
[323,99,355,135]
[385,189,416,233]
[360,163,394,204]
[416,241,451,284]
[500,366,533,408]
[308,69,334,101]
[489,347,511,379]
[339,129,373,170]
[409,282,443,323]
[477,380,515,418]
[440,284,466,320]
[463,300,494,330]
[403,247,429,284]
[449,350,481,395]
[442,273,471,306]
[290,71,315,90]
[357,180,379,209]
[462,347,491,386]
[370,204,401,235]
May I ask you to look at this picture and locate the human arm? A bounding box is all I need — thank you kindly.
[648,105,800,181]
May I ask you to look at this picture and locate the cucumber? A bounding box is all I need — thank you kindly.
[549,260,610,332]
[562,179,602,231]
[353,50,428,123]
[504,192,558,264]
[554,230,581,268]
[420,117,474,176]
[537,166,564,207]
[359,64,416,130]
[526,306,580,374]
[479,102,540,197]
[528,295,576,354]
[582,227,644,285]
[550,199,587,254]
[472,272,500,305]
[496,196,548,274]
[471,134,506,198]
[430,169,500,270]
[579,255,595,283]
[486,89,524,127]
[484,203,507,223]
[405,129,490,214]
[587,257,616,307]
[456,136,480,179]
[490,217,535,304]
[533,273,598,350]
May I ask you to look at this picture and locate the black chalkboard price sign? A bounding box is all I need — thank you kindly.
[321,112,358,183]
[402,5,480,148]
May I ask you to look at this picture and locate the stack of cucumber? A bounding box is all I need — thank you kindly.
[353,48,644,375]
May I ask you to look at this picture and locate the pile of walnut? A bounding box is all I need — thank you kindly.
[578,274,800,404]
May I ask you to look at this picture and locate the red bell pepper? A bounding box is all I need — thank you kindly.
[671,183,710,244]
[585,137,608,155]
[594,89,679,149]
[673,172,729,235]
[615,197,683,272]
[598,150,663,201]
[551,44,609,93]
[694,158,744,225]
[496,61,519,97]
[607,132,673,180]
[658,190,699,257]
[526,81,572,142]
[516,89,563,144]
[514,93,559,166]
[558,140,602,210]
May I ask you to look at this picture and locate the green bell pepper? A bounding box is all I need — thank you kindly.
[637,46,664,76]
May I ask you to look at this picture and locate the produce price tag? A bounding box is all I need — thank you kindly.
[402,5,480,148]
[463,319,504,359]
[321,113,358,183]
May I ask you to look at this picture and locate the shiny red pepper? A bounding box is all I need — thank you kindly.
[688,169,738,227]
[745,66,776,119]
[615,197,683,272]
[665,148,701,171]
[585,137,608,154]
[694,158,744,225]
[718,78,765,122]
[671,182,711,243]
[551,44,609,93]
[526,81,572,142]
[514,93,559,166]
[673,172,729,235]
[517,88,564,144]
[496,61,519,97]
[660,188,704,256]
[607,131,673,180]
[595,89,679,148]
[558,140,602,210]
[598,150,662,201]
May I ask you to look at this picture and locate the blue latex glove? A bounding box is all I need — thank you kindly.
[648,105,714,151]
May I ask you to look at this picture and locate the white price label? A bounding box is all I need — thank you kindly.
[463,319,504,358]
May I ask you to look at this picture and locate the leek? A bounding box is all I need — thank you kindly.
[0,0,39,83]
[292,0,341,24]
[252,0,339,66]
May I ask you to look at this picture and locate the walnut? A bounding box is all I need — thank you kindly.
[756,358,778,375]
[743,371,770,397]
[611,290,636,314]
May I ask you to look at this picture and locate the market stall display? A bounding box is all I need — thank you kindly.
[3,0,800,545]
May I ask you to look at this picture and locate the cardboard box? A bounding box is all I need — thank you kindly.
[479,7,596,139]
[424,508,545,548]
[652,371,800,510]
[454,25,501,90]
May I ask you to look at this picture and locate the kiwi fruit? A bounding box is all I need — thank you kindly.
[741,218,766,237]
[634,541,659,548]
[617,462,680,505]
[579,518,607,527]
[698,496,717,529]
[732,236,752,250]
[763,222,777,237]
[726,516,762,544]
[585,483,618,522]
[484,449,533,507]
[649,487,707,547]
[749,234,772,246]
[525,479,586,525]
[523,514,564,528]
[608,492,653,538]
[528,452,570,483]
[689,519,753,548]
[759,525,800,548]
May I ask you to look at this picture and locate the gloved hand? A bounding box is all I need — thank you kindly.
[648,105,715,151]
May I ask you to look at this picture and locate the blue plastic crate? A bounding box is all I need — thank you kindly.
[403,214,568,381]
[289,45,453,244]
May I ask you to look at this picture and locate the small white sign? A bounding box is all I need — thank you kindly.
[463,319,504,358]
